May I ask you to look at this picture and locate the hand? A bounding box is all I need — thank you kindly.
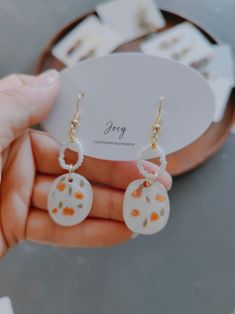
[0,71,172,258]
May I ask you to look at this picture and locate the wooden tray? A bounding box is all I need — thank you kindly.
[35,10,235,176]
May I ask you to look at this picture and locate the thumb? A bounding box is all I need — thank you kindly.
[0,70,60,152]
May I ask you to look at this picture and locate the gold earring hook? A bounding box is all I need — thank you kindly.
[151,96,164,149]
[69,92,85,143]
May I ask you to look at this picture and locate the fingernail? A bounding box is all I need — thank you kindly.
[144,161,173,191]
[131,233,139,239]
[34,69,59,86]
[167,175,173,191]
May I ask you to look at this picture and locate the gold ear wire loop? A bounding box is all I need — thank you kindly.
[69,92,84,143]
[151,96,164,149]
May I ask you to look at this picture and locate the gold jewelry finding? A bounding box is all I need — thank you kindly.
[190,55,213,69]
[79,48,96,62]
[151,96,164,149]
[138,6,157,33]
[67,38,84,56]
[159,35,183,49]
[69,92,84,143]
[171,45,193,60]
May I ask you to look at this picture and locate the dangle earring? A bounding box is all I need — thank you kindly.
[123,96,170,235]
[48,93,93,226]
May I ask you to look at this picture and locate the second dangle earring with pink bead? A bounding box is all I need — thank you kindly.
[123,96,170,235]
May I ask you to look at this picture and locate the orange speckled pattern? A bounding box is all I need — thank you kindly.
[123,179,170,235]
[131,209,140,217]
[62,207,75,216]
[131,187,142,198]
[56,182,66,192]
[155,194,166,202]
[75,191,84,200]
[48,173,93,226]
[150,212,160,221]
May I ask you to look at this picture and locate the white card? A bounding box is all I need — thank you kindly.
[197,44,234,122]
[141,22,214,66]
[42,53,214,161]
[96,0,166,43]
[203,44,234,84]
[207,77,233,122]
[52,15,122,66]
[0,297,14,314]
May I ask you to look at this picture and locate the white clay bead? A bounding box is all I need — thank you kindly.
[59,138,84,172]
[136,144,167,181]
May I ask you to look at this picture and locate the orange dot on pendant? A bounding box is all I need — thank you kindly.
[51,208,58,214]
[131,209,140,217]
[155,194,166,202]
[75,191,84,200]
[150,212,160,221]
[62,207,75,216]
[56,182,66,192]
[131,188,142,198]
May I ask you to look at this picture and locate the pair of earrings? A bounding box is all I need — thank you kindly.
[47,94,170,235]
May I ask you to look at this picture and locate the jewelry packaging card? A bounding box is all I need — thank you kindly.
[0,297,14,314]
[42,53,215,161]
[208,44,235,87]
[141,22,214,66]
[52,15,122,66]
[208,78,233,122]
[96,0,166,43]
[197,44,234,122]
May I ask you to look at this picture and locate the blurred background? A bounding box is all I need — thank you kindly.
[0,1,235,314]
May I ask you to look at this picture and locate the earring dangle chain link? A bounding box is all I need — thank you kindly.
[151,95,164,149]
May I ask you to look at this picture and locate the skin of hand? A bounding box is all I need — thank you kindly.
[0,70,172,258]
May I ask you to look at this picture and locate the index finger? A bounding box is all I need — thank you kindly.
[0,74,34,90]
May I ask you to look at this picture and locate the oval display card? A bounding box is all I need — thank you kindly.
[42,53,214,161]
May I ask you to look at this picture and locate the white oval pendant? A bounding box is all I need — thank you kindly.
[48,173,93,226]
[123,179,170,235]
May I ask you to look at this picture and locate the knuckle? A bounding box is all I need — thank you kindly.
[0,85,27,109]
[0,86,31,144]
[109,189,124,221]
[5,73,21,84]
[0,115,15,152]
[108,161,117,186]
[108,189,118,220]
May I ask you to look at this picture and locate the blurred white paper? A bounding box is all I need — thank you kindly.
[203,44,235,86]
[0,297,14,314]
[52,15,122,66]
[141,22,213,66]
[199,44,234,121]
[208,77,233,122]
[96,0,166,43]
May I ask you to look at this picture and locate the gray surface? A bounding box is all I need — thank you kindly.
[0,1,235,314]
